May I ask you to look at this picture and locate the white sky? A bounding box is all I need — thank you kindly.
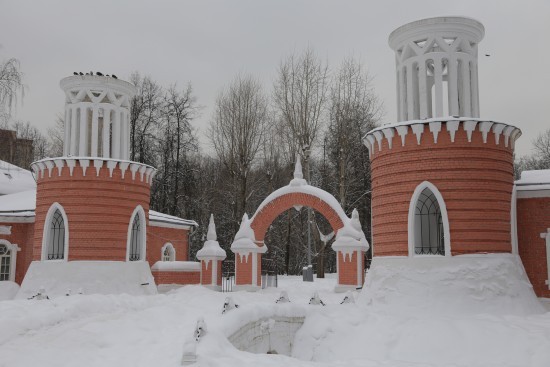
[1,0,549,157]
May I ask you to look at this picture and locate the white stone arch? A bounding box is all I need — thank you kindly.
[161,242,175,261]
[41,202,70,261]
[408,181,451,257]
[126,205,147,261]
[0,239,20,281]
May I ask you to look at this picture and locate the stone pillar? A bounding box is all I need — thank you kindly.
[231,213,266,291]
[112,109,121,159]
[79,104,88,156]
[102,107,111,158]
[332,209,370,292]
[91,106,99,157]
[70,107,78,156]
[197,214,226,291]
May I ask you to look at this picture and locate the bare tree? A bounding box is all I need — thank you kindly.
[47,114,65,157]
[162,84,199,215]
[0,58,25,119]
[273,48,329,164]
[210,74,269,232]
[129,72,163,164]
[273,48,330,272]
[516,128,550,176]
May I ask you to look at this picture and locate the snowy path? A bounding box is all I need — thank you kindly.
[1,266,550,367]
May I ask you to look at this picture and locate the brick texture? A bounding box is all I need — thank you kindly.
[151,270,200,285]
[370,123,514,256]
[0,222,35,284]
[33,162,151,261]
[147,225,190,264]
[517,197,550,298]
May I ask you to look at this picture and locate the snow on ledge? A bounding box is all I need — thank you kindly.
[16,261,157,299]
[151,261,200,272]
[149,210,197,229]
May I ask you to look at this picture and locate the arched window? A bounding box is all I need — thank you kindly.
[162,243,175,261]
[127,206,146,261]
[0,243,12,281]
[42,203,69,261]
[414,188,445,255]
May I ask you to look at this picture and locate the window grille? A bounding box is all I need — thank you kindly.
[0,245,10,281]
[162,244,174,261]
[129,214,142,261]
[414,188,445,255]
[48,209,65,260]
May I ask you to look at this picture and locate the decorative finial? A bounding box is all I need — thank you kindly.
[294,154,303,180]
[207,214,216,241]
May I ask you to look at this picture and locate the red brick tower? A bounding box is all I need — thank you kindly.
[365,17,521,257]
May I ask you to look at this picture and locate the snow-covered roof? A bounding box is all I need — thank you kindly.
[0,189,36,220]
[515,169,550,193]
[0,160,36,195]
[148,210,198,229]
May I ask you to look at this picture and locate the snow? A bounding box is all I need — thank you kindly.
[151,261,200,272]
[357,254,544,316]
[364,116,519,136]
[16,261,157,300]
[0,160,36,196]
[0,281,19,300]
[516,169,550,191]
[197,214,226,260]
[0,189,36,218]
[1,257,550,367]
[149,210,198,228]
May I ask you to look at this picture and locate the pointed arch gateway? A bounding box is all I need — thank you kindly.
[230,158,369,292]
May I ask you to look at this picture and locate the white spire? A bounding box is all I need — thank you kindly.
[290,154,307,186]
[207,214,216,241]
[294,154,304,180]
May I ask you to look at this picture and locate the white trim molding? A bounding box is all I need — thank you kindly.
[161,242,175,261]
[126,205,147,261]
[541,229,550,290]
[407,181,451,257]
[41,202,69,261]
[0,239,20,281]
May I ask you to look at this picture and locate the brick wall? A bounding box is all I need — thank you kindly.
[370,123,514,256]
[517,197,550,298]
[151,270,200,285]
[147,225,190,265]
[33,161,150,261]
[0,222,35,284]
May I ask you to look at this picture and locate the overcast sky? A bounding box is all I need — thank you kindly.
[1,0,549,157]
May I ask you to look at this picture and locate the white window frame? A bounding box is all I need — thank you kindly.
[0,239,19,281]
[161,242,175,261]
[408,181,451,257]
[126,205,147,261]
[41,202,70,261]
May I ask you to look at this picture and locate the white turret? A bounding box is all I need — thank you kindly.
[60,74,136,160]
[389,16,484,121]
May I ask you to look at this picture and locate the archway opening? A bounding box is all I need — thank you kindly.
[47,208,66,260]
[414,187,445,255]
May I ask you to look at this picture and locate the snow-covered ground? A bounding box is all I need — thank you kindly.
[1,255,550,367]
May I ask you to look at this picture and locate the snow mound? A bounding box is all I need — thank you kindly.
[16,261,157,299]
[358,254,544,316]
[0,160,36,195]
[151,261,200,272]
[0,281,20,300]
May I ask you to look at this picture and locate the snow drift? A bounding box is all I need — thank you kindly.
[358,253,544,316]
[16,261,157,299]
